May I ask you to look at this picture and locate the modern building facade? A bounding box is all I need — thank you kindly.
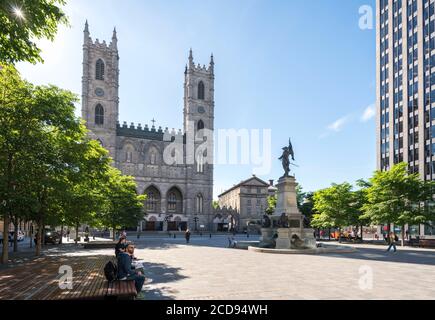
[218,176,270,231]
[376,0,435,236]
[82,22,214,232]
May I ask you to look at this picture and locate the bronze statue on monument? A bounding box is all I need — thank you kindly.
[278,138,296,177]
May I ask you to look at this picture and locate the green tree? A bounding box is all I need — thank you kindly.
[0,65,39,262]
[312,183,360,241]
[362,163,435,245]
[296,185,306,208]
[300,192,314,221]
[0,0,68,64]
[212,200,219,210]
[0,65,104,259]
[99,168,145,240]
[265,195,277,215]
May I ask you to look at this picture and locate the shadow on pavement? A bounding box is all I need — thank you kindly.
[142,262,187,300]
[323,246,435,267]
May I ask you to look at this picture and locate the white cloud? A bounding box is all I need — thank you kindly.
[327,116,349,132]
[361,104,376,122]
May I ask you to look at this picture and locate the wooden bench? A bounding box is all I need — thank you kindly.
[83,241,117,249]
[419,239,435,248]
[0,255,137,300]
[106,280,137,300]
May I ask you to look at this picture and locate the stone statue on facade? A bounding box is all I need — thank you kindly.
[278,138,295,177]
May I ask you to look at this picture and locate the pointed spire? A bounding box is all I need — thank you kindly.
[111,26,118,50]
[84,20,90,44]
[209,53,214,74]
[188,48,194,69]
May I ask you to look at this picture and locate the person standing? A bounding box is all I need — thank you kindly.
[386,232,397,253]
[185,229,191,244]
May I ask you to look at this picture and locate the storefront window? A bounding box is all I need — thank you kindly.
[424,222,435,236]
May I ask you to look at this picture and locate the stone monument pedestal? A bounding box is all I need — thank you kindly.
[260,175,317,250]
[259,228,275,248]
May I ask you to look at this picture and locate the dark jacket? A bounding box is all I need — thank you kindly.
[115,242,125,257]
[117,252,133,279]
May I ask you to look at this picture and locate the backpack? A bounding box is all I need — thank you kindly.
[394,235,399,242]
[104,261,117,282]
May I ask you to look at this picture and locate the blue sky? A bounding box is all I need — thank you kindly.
[17,0,377,198]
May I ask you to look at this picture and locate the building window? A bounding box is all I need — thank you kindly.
[95,104,104,125]
[150,152,156,165]
[198,81,205,100]
[168,193,177,211]
[197,120,205,131]
[167,187,183,213]
[145,186,161,213]
[196,194,204,214]
[96,59,105,80]
[124,144,134,163]
[126,151,133,163]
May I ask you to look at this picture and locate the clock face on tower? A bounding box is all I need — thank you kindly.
[197,106,206,114]
[95,87,105,97]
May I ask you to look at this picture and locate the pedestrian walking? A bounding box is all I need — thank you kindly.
[386,232,397,253]
[185,229,191,244]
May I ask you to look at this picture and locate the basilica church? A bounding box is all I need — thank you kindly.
[81,22,214,232]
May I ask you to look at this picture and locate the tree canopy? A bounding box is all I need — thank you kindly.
[0,65,144,262]
[0,0,68,64]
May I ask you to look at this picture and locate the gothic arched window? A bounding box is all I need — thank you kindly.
[196,194,204,214]
[167,187,183,213]
[95,104,104,125]
[198,81,205,100]
[124,144,134,163]
[96,59,105,80]
[144,186,161,213]
[197,120,205,132]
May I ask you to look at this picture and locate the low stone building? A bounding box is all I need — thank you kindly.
[218,176,271,231]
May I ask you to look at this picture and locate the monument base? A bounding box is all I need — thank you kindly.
[259,175,318,250]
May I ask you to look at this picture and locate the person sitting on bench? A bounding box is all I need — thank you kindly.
[115,236,127,257]
[117,243,145,294]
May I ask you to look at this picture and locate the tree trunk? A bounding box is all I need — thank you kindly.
[360,224,364,241]
[75,223,79,244]
[60,224,63,244]
[112,228,116,241]
[401,225,405,247]
[35,221,42,256]
[328,228,331,241]
[29,224,33,248]
[13,220,18,252]
[1,214,9,264]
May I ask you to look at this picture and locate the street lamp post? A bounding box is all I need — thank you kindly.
[193,216,199,232]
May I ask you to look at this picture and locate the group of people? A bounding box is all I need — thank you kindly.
[115,235,146,296]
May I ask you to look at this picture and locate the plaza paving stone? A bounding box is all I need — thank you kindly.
[126,236,435,300]
[9,235,434,300]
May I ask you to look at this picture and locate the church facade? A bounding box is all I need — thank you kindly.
[81,22,214,232]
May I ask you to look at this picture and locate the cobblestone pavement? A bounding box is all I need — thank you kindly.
[125,235,435,300]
